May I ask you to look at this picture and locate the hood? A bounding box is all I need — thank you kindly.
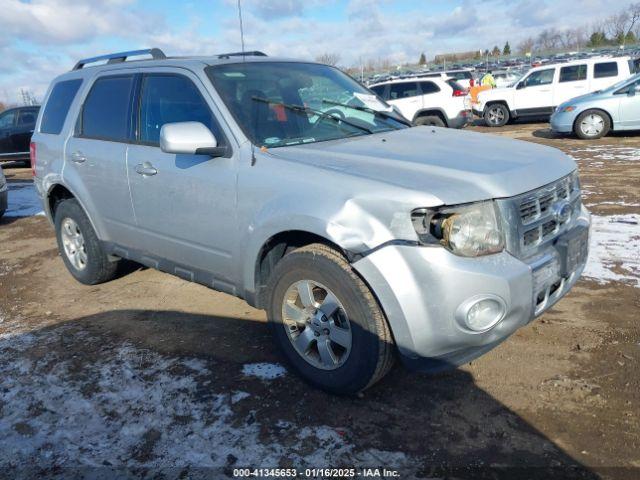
[266,127,576,205]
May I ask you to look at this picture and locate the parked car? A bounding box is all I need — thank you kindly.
[0,165,6,219]
[551,73,640,139]
[369,77,472,127]
[33,49,590,394]
[475,56,639,127]
[0,105,40,164]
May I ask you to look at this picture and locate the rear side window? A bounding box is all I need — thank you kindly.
[629,59,640,74]
[419,81,440,94]
[388,82,420,99]
[40,79,82,134]
[81,75,135,142]
[559,65,587,83]
[594,62,618,78]
[18,109,38,125]
[138,74,222,145]
[448,71,472,80]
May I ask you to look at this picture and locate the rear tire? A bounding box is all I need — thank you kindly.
[414,115,446,127]
[266,243,394,395]
[54,198,119,285]
[574,109,610,140]
[484,103,510,127]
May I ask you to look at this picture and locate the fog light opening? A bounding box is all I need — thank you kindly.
[456,295,507,333]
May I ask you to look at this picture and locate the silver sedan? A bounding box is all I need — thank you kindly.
[551,73,640,139]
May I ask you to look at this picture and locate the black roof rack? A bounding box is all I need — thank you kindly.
[72,48,167,70]
[217,51,267,59]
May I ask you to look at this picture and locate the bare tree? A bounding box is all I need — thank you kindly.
[315,52,341,66]
[517,37,535,55]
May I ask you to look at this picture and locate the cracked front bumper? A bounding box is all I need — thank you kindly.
[352,215,590,372]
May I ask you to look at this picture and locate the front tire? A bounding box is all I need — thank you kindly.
[574,109,610,139]
[484,103,510,127]
[266,243,394,395]
[54,198,119,285]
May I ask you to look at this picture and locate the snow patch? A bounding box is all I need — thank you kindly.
[4,182,44,217]
[571,146,640,162]
[242,362,286,380]
[583,214,640,287]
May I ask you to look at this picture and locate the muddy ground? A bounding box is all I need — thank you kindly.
[0,122,638,479]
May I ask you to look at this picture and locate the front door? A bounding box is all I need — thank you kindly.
[387,82,423,121]
[126,70,237,282]
[617,79,640,129]
[0,110,17,156]
[513,68,556,113]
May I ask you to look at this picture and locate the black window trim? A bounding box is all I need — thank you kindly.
[132,71,230,156]
[76,73,137,144]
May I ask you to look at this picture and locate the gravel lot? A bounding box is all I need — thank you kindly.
[0,122,638,479]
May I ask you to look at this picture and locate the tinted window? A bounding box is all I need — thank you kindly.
[445,79,465,91]
[419,81,440,94]
[81,75,134,141]
[559,65,587,82]
[0,111,16,129]
[370,84,387,99]
[629,59,640,74]
[18,109,38,126]
[524,69,555,87]
[388,82,420,99]
[40,79,82,135]
[139,74,221,145]
[594,62,618,78]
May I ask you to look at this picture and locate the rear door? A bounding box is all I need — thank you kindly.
[126,69,238,281]
[554,64,588,106]
[592,61,622,92]
[513,68,556,114]
[65,73,137,241]
[386,82,422,120]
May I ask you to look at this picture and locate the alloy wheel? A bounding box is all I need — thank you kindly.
[61,218,87,271]
[281,280,352,370]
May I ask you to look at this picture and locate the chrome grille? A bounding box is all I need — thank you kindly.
[500,173,582,257]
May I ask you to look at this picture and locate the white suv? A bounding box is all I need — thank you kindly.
[475,56,639,127]
[370,77,472,128]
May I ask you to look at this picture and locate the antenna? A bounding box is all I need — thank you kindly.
[237,0,245,56]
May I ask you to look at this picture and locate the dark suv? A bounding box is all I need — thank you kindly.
[0,106,40,164]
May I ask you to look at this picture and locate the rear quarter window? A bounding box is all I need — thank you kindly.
[369,84,387,99]
[40,79,83,135]
[594,62,618,78]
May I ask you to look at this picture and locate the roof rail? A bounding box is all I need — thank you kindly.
[72,48,167,70]
[217,51,267,59]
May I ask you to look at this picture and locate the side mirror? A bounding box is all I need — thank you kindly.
[160,122,228,157]
[516,82,525,90]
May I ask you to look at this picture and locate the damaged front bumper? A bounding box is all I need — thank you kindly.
[351,210,590,372]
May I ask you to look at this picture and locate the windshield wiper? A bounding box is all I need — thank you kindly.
[321,99,410,127]
[252,97,374,134]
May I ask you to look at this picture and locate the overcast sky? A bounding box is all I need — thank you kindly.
[0,0,632,104]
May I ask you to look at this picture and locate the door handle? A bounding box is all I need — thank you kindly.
[135,162,158,176]
[70,151,86,163]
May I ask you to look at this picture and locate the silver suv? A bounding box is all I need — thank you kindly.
[33,49,591,394]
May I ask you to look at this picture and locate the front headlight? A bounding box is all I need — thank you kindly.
[411,201,505,257]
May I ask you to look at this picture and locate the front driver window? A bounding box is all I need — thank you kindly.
[524,69,555,87]
[139,74,223,146]
[0,111,15,129]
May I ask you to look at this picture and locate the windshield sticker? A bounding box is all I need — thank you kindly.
[354,93,393,112]
[264,137,281,145]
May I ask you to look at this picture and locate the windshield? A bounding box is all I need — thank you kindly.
[602,72,640,93]
[206,62,408,148]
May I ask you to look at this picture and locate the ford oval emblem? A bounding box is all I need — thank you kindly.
[554,201,572,223]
